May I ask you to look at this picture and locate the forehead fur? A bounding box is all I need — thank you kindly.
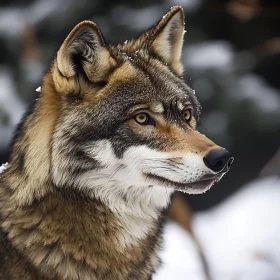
[103,44,200,115]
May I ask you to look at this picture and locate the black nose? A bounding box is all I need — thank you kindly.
[203,149,234,173]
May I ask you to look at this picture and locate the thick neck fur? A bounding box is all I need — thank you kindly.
[0,171,169,279]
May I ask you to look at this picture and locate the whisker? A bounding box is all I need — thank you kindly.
[169,159,185,166]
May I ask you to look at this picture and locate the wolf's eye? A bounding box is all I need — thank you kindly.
[134,113,154,125]
[183,109,192,122]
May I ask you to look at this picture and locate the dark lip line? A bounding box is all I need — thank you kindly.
[144,172,217,188]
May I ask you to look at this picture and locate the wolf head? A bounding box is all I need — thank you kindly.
[11,6,233,208]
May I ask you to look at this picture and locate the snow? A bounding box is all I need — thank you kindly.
[0,163,8,174]
[154,221,205,280]
[235,75,280,114]
[184,41,234,70]
[155,176,280,279]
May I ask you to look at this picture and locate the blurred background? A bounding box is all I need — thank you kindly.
[0,0,279,279]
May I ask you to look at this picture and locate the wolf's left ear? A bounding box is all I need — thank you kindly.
[150,6,185,75]
[56,21,115,85]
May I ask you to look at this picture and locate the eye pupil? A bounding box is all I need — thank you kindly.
[134,113,151,125]
[183,109,192,122]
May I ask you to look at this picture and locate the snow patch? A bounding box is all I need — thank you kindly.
[235,74,280,114]
[184,41,234,70]
[0,162,8,174]
[193,176,280,280]
[154,221,205,280]
[155,176,280,279]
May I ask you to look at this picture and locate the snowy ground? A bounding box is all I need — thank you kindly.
[155,176,280,280]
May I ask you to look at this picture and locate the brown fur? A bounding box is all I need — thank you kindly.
[0,184,163,280]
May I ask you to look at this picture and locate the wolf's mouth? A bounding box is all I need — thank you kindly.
[144,172,222,192]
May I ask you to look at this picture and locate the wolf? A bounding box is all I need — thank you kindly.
[0,6,233,280]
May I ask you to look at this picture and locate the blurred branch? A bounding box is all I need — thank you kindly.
[20,24,41,61]
[170,194,212,280]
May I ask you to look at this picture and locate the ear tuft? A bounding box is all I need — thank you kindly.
[56,21,115,84]
[150,6,185,75]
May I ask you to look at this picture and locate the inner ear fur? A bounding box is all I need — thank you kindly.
[149,6,185,75]
[56,21,115,86]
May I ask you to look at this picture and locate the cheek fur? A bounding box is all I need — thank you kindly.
[122,146,215,184]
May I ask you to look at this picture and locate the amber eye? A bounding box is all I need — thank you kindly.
[183,109,192,122]
[134,113,150,125]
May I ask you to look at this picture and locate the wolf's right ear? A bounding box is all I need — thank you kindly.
[149,6,185,76]
[55,21,115,90]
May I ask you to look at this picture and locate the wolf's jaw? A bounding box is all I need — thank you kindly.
[143,172,222,194]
